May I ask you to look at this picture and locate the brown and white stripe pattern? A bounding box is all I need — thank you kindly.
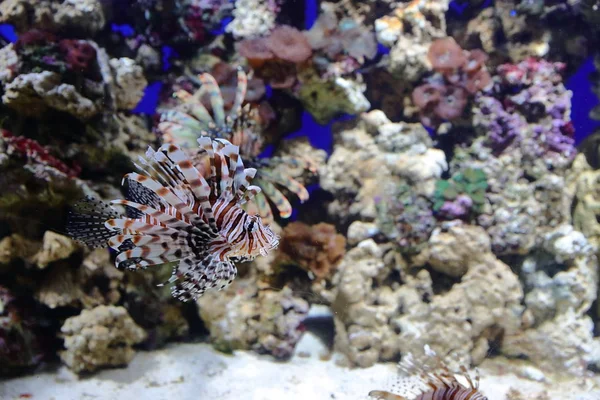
[368,349,488,400]
[67,137,279,302]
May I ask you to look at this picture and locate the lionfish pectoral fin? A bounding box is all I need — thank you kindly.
[229,69,247,119]
[170,255,237,302]
[66,196,123,248]
[198,73,225,127]
[368,391,406,400]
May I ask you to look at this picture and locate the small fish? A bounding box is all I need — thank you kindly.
[67,136,279,302]
[369,347,488,400]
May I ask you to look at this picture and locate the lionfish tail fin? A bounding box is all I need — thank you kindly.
[66,196,123,248]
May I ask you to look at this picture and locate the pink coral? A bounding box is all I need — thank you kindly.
[413,37,492,127]
[265,25,312,63]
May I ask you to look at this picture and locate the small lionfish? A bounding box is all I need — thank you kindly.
[158,69,314,223]
[67,137,279,302]
[369,347,488,400]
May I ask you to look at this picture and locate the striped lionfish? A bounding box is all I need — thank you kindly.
[369,347,488,400]
[67,137,279,302]
[157,68,314,223]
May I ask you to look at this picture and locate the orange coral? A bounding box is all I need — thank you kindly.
[276,222,346,280]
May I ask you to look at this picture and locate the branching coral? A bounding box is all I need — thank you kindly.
[412,37,492,128]
[158,70,316,222]
[275,222,346,280]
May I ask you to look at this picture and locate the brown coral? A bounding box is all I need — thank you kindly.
[265,25,312,63]
[276,222,346,280]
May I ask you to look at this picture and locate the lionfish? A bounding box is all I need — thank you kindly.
[369,347,488,400]
[67,136,279,302]
[157,68,314,223]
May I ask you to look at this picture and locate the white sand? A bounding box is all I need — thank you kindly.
[2,335,599,400]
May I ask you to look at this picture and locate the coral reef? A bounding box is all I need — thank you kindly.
[376,0,450,82]
[432,168,488,220]
[0,286,46,376]
[0,34,146,119]
[60,305,147,373]
[502,225,600,376]
[0,0,599,389]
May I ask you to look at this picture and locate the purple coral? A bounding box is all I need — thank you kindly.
[438,195,473,220]
[474,58,576,164]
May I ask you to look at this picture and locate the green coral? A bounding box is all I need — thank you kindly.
[433,168,488,214]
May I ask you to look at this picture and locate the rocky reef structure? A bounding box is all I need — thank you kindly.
[198,276,309,359]
[0,0,599,390]
[60,305,147,373]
